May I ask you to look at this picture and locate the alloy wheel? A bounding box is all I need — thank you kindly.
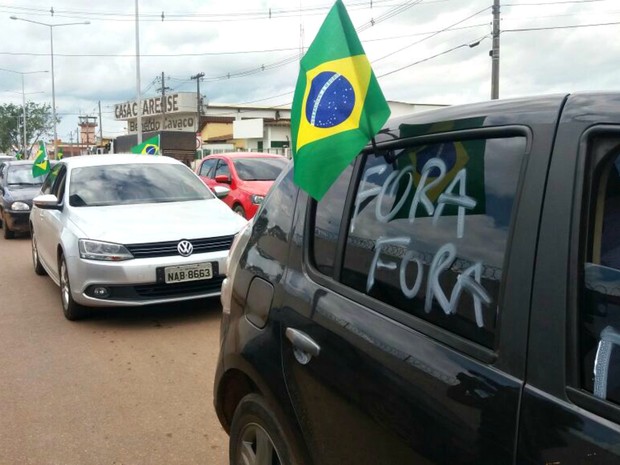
[238,422,281,465]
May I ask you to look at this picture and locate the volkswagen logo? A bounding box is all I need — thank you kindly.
[177,240,193,257]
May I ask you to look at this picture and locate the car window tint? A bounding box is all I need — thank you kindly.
[68,163,214,207]
[41,164,61,195]
[340,137,526,348]
[199,159,217,177]
[311,163,354,276]
[232,158,289,181]
[52,166,67,202]
[215,160,230,178]
[582,154,620,405]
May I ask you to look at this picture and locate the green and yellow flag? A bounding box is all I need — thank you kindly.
[57,147,64,160]
[130,135,160,155]
[291,0,390,200]
[32,141,50,178]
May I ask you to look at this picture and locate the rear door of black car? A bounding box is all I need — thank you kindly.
[518,94,620,464]
[280,101,562,465]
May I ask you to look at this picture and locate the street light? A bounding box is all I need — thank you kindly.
[10,16,90,158]
[0,68,47,157]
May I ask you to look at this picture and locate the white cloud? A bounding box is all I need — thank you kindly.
[0,0,617,142]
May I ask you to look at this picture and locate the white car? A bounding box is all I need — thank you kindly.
[30,154,247,320]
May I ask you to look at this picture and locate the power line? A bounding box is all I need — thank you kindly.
[503,20,620,31]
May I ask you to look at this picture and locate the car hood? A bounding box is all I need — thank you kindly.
[238,180,274,197]
[68,199,247,244]
[7,186,42,202]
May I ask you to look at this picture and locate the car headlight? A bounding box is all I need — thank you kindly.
[10,201,30,211]
[78,239,134,261]
[250,194,264,205]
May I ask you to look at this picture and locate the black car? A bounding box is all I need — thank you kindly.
[214,93,620,465]
[0,160,52,239]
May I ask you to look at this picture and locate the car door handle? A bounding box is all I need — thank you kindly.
[285,328,320,365]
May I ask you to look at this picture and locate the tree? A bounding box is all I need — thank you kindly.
[0,102,57,157]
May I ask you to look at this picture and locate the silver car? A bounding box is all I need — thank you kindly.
[30,154,247,321]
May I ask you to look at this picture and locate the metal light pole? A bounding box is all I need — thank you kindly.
[10,16,89,158]
[0,68,47,157]
[135,0,143,144]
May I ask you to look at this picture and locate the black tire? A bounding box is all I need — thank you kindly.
[233,204,246,219]
[229,393,307,465]
[31,231,46,276]
[59,254,88,321]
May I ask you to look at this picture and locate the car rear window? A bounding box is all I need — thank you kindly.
[233,158,289,181]
[68,163,214,207]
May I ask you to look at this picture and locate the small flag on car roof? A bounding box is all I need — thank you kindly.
[291,0,390,200]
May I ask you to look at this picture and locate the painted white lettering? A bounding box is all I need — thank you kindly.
[433,168,477,239]
[409,158,446,222]
[425,243,456,314]
[376,166,414,223]
[400,250,423,298]
[367,236,410,293]
[449,262,492,327]
[351,165,387,233]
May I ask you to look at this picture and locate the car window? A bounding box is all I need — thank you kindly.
[68,163,215,207]
[199,158,217,177]
[582,153,620,405]
[311,163,354,276]
[319,136,526,349]
[215,160,231,179]
[232,158,289,181]
[41,163,62,195]
[52,166,67,202]
[7,164,46,186]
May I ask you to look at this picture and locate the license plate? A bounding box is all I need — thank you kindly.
[164,263,213,284]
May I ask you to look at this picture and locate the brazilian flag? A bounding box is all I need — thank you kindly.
[392,119,487,219]
[291,0,390,200]
[130,135,160,155]
[32,142,50,178]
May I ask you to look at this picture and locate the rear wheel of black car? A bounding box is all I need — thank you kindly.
[31,231,46,275]
[229,393,307,465]
[59,254,87,321]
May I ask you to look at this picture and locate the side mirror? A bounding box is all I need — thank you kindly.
[33,194,61,210]
[215,174,231,184]
[212,185,231,199]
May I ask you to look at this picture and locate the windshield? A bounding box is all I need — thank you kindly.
[69,163,215,207]
[7,164,45,186]
[233,157,288,181]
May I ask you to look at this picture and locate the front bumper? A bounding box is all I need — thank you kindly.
[67,250,230,307]
[4,210,30,233]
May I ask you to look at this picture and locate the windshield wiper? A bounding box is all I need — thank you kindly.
[8,182,40,186]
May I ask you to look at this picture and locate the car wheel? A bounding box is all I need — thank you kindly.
[233,204,246,219]
[229,393,307,465]
[59,254,87,321]
[31,232,46,276]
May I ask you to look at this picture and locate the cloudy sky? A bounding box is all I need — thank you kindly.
[0,0,617,142]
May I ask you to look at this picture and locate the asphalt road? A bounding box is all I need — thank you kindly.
[0,233,229,465]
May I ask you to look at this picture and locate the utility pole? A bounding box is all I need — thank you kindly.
[156,71,170,132]
[190,72,204,133]
[98,100,103,145]
[491,0,500,100]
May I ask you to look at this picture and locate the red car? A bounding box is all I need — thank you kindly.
[195,152,290,219]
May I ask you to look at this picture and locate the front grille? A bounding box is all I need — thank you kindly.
[125,235,234,258]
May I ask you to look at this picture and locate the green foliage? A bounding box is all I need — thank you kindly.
[0,102,57,156]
